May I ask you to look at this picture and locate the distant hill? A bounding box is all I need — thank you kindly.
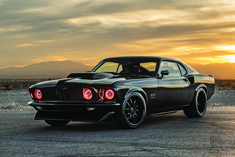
[188,63,235,80]
[0,60,234,79]
[0,60,91,79]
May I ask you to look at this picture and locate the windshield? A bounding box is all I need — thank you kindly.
[92,58,159,77]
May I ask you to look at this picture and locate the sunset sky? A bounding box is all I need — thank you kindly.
[1,0,235,73]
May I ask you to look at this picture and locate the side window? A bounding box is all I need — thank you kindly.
[159,61,181,78]
[178,64,187,76]
[140,62,157,72]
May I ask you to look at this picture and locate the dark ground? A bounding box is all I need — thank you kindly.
[0,79,235,156]
[0,106,235,157]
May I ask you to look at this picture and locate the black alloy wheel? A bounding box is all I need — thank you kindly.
[184,88,207,118]
[115,92,146,129]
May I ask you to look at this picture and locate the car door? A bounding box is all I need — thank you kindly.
[157,61,190,108]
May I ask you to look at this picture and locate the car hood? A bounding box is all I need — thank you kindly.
[29,73,126,88]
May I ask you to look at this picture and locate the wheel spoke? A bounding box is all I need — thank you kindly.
[125,105,131,110]
[133,112,137,117]
[134,100,137,105]
[127,102,131,108]
[126,113,131,119]
[135,104,139,108]
[129,98,133,105]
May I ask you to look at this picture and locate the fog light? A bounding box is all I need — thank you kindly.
[87,107,96,111]
[35,106,43,110]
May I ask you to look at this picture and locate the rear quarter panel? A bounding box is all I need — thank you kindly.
[193,74,215,100]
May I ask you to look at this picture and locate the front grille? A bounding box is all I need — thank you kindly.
[38,87,83,101]
[64,87,83,101]
[40,87,57,100]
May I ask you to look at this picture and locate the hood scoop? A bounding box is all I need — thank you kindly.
[67,72,114,80]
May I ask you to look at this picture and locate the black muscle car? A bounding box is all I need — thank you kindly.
[28,56,215,129]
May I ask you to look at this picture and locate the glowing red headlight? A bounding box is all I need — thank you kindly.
[105,89,115,100]
[34,89,42,100]
[83,88,93,100]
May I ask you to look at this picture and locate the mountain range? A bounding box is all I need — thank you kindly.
[189,63,235,80]
[0,60,234,79]
[0,60,91,79]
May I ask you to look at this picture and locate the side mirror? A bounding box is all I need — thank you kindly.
[161,70,169,76]
[160,70,169,78]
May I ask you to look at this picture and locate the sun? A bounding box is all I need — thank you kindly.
[214,45,235,63]
[222,55,235,63]
[215,45,235,51]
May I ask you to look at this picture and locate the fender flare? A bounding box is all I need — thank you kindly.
[124,88,148,105]
[196,84,207,94]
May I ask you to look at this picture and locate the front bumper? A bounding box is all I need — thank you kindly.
[28,101,120,122]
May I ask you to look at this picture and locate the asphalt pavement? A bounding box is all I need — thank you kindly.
[0,106,235,157]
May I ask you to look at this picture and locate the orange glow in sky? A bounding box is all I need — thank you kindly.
[215,45,235,51]
[0,0,235,79]
[222,55,235,63]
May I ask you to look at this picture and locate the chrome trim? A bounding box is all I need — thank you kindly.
[28,101,120,107]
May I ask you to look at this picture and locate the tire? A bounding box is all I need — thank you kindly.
[44,120,70,126]
[115,92,146,129]
[184,88,207,118]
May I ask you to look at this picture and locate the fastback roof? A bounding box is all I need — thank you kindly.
[103,56,181,62]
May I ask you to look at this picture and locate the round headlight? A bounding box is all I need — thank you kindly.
[83,88,93,100]
[34,89,42,100]
[105,89,115,100]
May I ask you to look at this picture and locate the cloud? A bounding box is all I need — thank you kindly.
[65,10,190,28]
[0,25,32,33]
[15,40,55,48]
[1,0,235,75]
[34,40,55,43]
[32,56,73,63]
[15,43,35,47]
